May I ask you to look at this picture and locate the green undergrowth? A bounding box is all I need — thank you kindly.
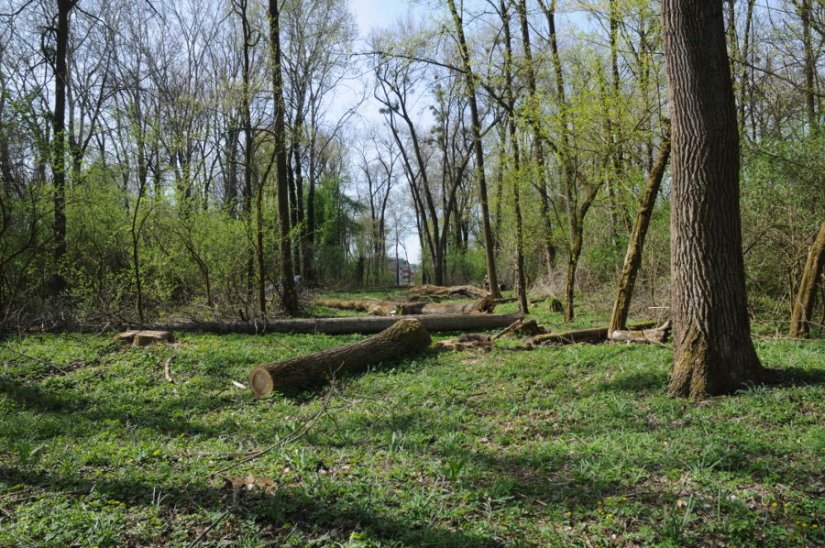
[0,308,823,546]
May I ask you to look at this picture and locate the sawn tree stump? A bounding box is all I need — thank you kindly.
[250,319,432,398]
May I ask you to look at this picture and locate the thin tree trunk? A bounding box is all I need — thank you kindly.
[517,0,557,274]
[500,0,528,314]
[446,0,500,298]
[662,0,763,399]
[268,0,298,315]
[51,0,75,294]
[608,127,671,334]
[798,0,818,132]
[789,221,825,338]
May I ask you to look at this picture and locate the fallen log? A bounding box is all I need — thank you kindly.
[527,321,656,346]
[316,295,497,316]
[313,299,397,316]
[250,319,432,397]
[407,284,489,300]
[609,320,672,344]
[116,330,174,346]
[139,313,523,335]
[396,295,496,315]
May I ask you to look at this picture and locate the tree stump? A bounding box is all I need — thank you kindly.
[249,319,432,397]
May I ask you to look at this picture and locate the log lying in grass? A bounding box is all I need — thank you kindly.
[116,330,174,346]
[250,319,432,397]
[407,284,489,299]
[315,295,496,316]
[527,321,656,346]
[141,313,523,335]
[609,320,672,344]
[396,295,496,316]
[313,299,397,316]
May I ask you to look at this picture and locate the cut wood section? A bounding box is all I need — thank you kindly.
[609,320,672,344]
[141,313,523,335]
[527,321,656,346]
[250,318,432,397]
[407,284,489,299]
[116,330,174,346]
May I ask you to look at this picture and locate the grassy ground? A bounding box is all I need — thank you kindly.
[0,300,823,546]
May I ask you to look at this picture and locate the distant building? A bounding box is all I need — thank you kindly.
[387,257,417,285]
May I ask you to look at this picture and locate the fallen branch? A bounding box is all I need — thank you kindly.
[527,321,656,346]
[163,357,174,383]
[249,319,433,397]
[139,313,523,335]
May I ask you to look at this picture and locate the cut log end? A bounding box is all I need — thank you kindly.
[250,366,275,399]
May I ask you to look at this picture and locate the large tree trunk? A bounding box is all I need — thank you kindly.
[789,220,825,339]
[139,312,522,336]
[608,128,671,335]
[662,0,763,399]
[250,319,432,396]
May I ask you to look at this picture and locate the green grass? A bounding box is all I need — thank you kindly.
[1,308,823,546]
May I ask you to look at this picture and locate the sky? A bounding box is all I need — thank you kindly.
[347,0,426,264]
[350,0,413,37]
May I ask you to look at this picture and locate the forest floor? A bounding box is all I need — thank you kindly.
[0,293,823,546]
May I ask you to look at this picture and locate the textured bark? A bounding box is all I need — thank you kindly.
[250,319,432,396]
[789,221,825,338]
[140,312,523,335]
[662,0,762,399]
[609,128,671,335]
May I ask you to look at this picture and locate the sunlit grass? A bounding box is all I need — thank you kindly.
[0,304,822,546]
